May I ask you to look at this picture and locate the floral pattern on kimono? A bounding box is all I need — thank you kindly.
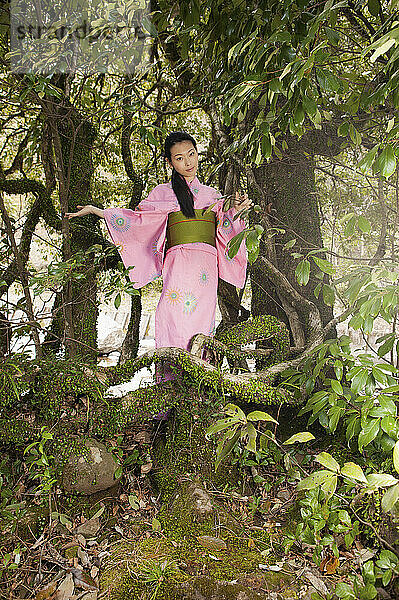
[103,177,247,350]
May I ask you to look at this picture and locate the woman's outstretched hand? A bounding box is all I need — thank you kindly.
[233,191,252,213]
[65,205,104,219]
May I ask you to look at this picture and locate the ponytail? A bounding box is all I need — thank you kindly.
[171,168,195,218]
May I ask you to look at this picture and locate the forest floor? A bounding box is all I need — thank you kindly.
[1,413,387,600]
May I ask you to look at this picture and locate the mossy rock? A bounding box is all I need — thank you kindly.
[62,438,121,494]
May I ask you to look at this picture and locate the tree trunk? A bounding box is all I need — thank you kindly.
[46,102,99,361]
[251,138,336,345]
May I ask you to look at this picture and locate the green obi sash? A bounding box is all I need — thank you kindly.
[166,209,216,249]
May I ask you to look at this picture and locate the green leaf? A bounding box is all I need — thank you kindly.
[376,145,397,178]
[284,238,296,249]
[302,95,317,117]
[341,462,368,483]
[334,360,343,381]
[322,473,338,499]
[335,582,355,599]
[205,418,241,438]
[295,259,310,286]
[315,452,340,472]
[297,469,336,490]
[227,231,246,259]
[323,283,335,307]
[224,403,246,420]
[269,77,283,93]
[367,473,399,488]
[324,26,340,45]
[350,368,369,394]
[316,68,341,92]
[338,121,350,136]
[368,0,381,16]
[358,145,379,172]
[152,518,162,531]
[279,63,292,80]
[114,293,121,309]
[358,419,380,451]
[247,411,278,423]
[312,256,334,274]
[215,430,241,471]
[294,104,305,126]
[377,335,395,357]
[370,38,396,62]
[349,314,364,330]
[243,422,257,453]
[381,384,399,393]
[382,482,399,513]
[314,282,322,298]
[261,134,272,158]
[358,216,371,233]
[331,379,343,395]
[393,440,399,475]
[283,432,315,445]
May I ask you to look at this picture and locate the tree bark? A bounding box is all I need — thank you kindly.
[250,131,339,344]
[44,100,99,361]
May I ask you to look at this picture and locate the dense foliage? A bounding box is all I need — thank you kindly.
[0,0,399,598]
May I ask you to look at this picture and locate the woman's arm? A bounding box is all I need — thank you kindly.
[65,204,104,219]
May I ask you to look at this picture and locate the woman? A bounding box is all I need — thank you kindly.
[66,131,250,355]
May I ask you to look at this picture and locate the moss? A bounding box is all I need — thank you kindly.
[0,312,296,449]
[64,545,79,559]
[215,314,290,365]
[99,506,296,600]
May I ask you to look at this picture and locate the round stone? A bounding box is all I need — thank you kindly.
[62,438,121,495]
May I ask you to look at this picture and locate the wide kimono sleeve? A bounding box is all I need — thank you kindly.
[213,197,247,289]
[103,189,168,289]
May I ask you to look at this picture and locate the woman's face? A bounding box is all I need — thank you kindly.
[167,141,198,182]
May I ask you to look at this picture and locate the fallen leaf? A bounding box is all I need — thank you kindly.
[90,566,99,579]
[74,517,100,538]
[320,555,339,575]
[76,534,86,547]
[77,547,90,567]
[356,548,376,564]
[303,571,328,595]
[35,581,57,600]
[141,462,153,475]
[73,569,98,590]
[248,539,255,548]
[197,536,227,551]
[55,573,74,600]
[80,592,98,600]
[32,534,46,551]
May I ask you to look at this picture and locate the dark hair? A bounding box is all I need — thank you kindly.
[164,131,197,218]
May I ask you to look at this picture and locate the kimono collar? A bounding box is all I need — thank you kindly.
[188,176,200,195]
[168,176,200,194]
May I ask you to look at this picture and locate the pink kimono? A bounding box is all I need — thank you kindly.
[103,177,247,351]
